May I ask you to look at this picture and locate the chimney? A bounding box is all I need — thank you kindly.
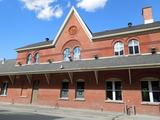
[142,7,154,24]
[45,38,49,41]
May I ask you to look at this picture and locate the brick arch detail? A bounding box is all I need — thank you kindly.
[61,39,81,53]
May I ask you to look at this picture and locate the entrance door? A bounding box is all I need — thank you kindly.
[31,80,40,104]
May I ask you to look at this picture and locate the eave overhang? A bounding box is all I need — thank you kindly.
[1,54,160,76]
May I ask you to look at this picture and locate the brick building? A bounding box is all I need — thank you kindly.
[0,7,159,116]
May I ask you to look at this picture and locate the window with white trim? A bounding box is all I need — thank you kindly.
[73,47,80,60]
[114,42,124,56]
[76,81,84,99]
[34,53,40,64]
[106,81,122,101]
[128,39,140,55]
[60,81,69,98]
[0,82,8,96]
[26,54,32,64]
[141,80,160,102]
[63,48,70,61]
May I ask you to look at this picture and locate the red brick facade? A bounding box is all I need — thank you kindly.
[0,7,160,116]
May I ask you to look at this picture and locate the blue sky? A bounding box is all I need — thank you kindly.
[0,0,160,59]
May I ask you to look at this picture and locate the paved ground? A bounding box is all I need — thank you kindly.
[0,103,159,120]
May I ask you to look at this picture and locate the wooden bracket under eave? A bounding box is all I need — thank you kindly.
[44,73,50,85]
[128,69,132,85]
[68,72,73,84]
[8,75,15,85]
[94,71,98,85]
[26,74,32,85]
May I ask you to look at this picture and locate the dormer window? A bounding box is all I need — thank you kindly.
[128,39,140,55]
[114,42,124,56]
[26,54,32,64]
[74,47,80,60]
[64,48,70,61]
[34,53,40,64]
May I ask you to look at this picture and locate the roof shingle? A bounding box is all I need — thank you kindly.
[0,54,160,76]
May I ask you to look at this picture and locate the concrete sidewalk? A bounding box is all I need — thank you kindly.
[0,103,159,120]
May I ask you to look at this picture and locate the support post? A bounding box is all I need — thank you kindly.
[94,71,98,85]
[26,74,32,85]
[128,68,132,85]
[44,73,50,85]
[8,75,15,85]
[68,72,73,84]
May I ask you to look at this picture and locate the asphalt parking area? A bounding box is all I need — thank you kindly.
[0,103,159,120]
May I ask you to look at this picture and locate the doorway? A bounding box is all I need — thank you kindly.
[31,80,40,104]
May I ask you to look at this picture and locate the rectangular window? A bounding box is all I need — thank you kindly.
[106,81,122,101]
[60,81,69,98]
[141,81,160,102]
[0,82,8,96]
[76,81,84,99]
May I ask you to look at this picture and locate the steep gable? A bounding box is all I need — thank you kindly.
[52,7,93,46]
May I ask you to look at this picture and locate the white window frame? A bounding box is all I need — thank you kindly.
[26,54,32,64]
[75,79,85,100]
[63,48,71,61]
[0,81,8,96]
[105,79,122,101]
[34,53,40,64]
[114,42,124,56]
[141,78,160,103]
[128,39,140,55]
[73,47,81,60]
[60,80,69,99]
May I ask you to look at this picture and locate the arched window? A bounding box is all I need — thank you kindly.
[114,42,124,56]
[64,48,70,61]
[73,47,80,60]
[26,54,32,64]
[34,53,40,64]
[128,40,140,55]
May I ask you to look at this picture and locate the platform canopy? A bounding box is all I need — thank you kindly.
[0,54,160,76]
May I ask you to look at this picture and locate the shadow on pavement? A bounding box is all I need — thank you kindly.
[0,110,9,113]
[0,113,63,120]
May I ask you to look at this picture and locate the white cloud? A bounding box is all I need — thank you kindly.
[20,0,108,20]
[53,5,63,18]
[67,1,71,8]
[77,0,108,12]
[21,0,63,20]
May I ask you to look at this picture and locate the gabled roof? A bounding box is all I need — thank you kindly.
[16,40,53,51]
[93,21,160,39]
[52,6,93,45]
[1,54,160,75]
[16,7,92,52]
[16,7,160,52]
